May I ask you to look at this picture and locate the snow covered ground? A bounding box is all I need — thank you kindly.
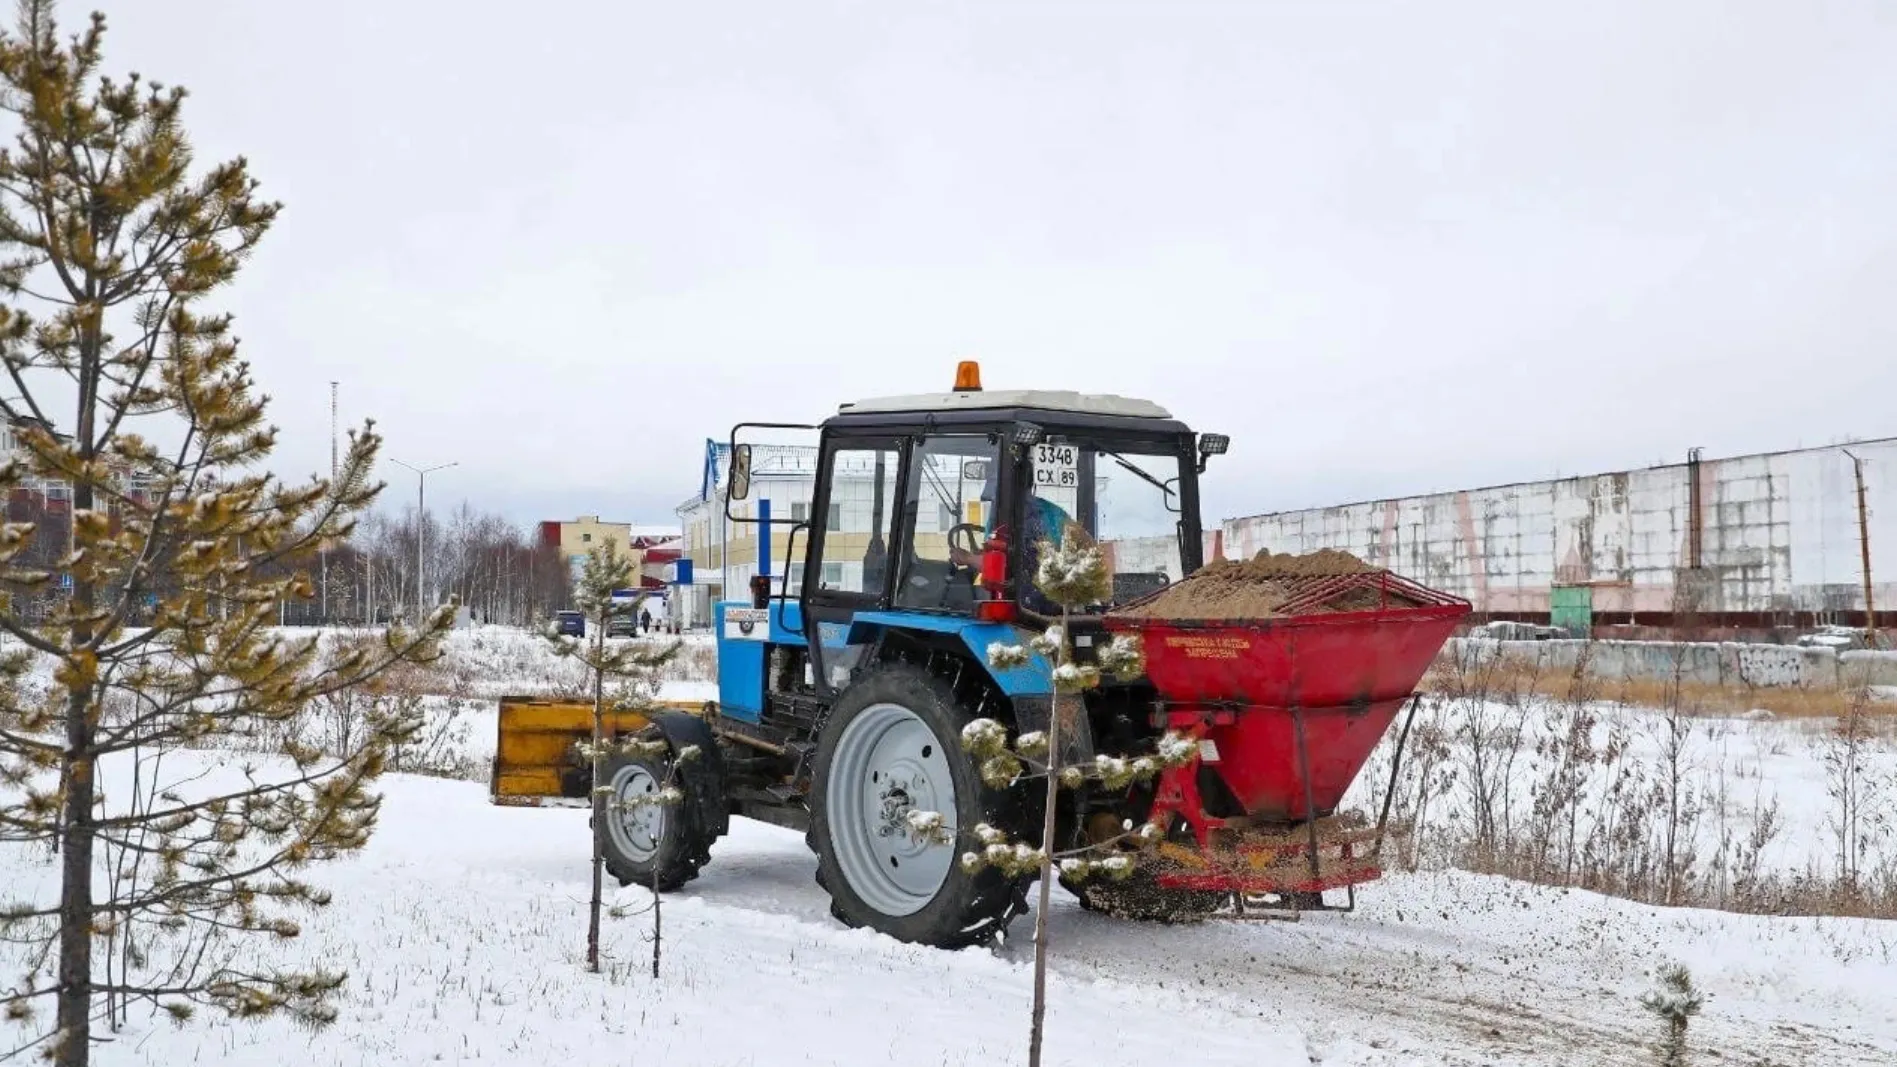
[4,748,1895,1067]
[6,627,1897,1065]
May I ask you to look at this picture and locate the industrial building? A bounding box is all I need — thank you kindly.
[1221,438,1897,633]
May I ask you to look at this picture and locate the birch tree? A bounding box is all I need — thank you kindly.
[0,6,448,1064]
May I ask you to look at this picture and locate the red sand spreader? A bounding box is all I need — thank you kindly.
[1105,569,1470,914]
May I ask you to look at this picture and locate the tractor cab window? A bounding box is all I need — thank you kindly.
[1026,436,1188,609]
[814,446,900,598]
[895,435,997,612]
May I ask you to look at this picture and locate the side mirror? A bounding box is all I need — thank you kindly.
[729,443,753,500]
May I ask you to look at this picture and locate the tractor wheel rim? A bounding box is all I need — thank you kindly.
[827,701,957,918]
[607,764,666,862]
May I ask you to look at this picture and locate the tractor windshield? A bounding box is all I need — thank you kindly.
[1025,435,1189,609]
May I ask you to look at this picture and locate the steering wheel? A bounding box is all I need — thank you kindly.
[948,523,986,567]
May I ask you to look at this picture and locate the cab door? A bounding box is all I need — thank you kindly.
[799,434,903,684]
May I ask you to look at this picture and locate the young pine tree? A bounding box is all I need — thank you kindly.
[1639,963,1704,1067]
[543,537,680,973]
[953,524,1194,1067]
[0,6,449,1064]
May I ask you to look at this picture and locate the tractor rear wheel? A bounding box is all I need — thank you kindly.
[597,736,715,892]
[810,664,1026,947]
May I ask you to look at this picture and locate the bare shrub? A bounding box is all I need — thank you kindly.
[1357,637,1896,919]
[1727,791,1782,911]
[1651,647,1705,906]
[1526,689,1599,883]
[1825,686,1894,904]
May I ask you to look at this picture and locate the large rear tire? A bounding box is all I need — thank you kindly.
[810,664,1027,947]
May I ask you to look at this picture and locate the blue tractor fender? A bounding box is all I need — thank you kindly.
[843,611,1054,699]
[840,612,1072,753]
[715,599,1067,742]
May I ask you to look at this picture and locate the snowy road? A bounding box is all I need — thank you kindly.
[685,806,1897,1067]
[5,758,1894,1066]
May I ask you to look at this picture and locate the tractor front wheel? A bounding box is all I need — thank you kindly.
[810,664,1026,947]
[597,735,715,892]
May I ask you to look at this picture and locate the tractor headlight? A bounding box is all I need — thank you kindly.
[1012,422,1046,447]
[1198,433,1230,457]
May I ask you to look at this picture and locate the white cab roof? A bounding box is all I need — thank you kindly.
[838,389,1172,419]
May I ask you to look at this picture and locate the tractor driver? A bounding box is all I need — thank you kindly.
[949,460,1074,614]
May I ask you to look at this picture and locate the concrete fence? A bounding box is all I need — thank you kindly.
[1446,638,1897,691]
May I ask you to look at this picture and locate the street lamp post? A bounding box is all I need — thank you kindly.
[391,458,456,623]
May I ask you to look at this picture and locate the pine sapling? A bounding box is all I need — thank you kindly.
[545,538,680,973]
[1639,963,1704,1067]
[604,736,697,978]
[949,524,1194,1067]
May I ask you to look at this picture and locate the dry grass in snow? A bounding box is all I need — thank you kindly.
[1360,649,1897,919]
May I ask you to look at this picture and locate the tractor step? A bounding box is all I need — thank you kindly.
[785,740,818,780]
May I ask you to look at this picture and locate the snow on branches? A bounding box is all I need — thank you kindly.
[961,717,1026,788]
[904,809,953,847]
[1051,661,1099,693]
[1095,634,1144,677]
[1034,525,1112,608]
[959,824,1047,877]
[1059,853,1137,883]
[987,641,1033,670]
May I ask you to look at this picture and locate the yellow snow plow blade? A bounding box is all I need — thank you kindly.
[489,696,707,807]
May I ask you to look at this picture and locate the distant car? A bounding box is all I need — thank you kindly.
[554,610,585,637]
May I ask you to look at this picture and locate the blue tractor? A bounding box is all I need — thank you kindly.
[593,364,1229,946]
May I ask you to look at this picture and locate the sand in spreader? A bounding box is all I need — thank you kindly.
[1114,548,1408,619]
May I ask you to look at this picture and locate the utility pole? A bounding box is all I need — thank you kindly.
[391,458,456,623]
[1844,449,1876,647]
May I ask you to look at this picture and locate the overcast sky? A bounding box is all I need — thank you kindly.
[98,0,1897,531]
